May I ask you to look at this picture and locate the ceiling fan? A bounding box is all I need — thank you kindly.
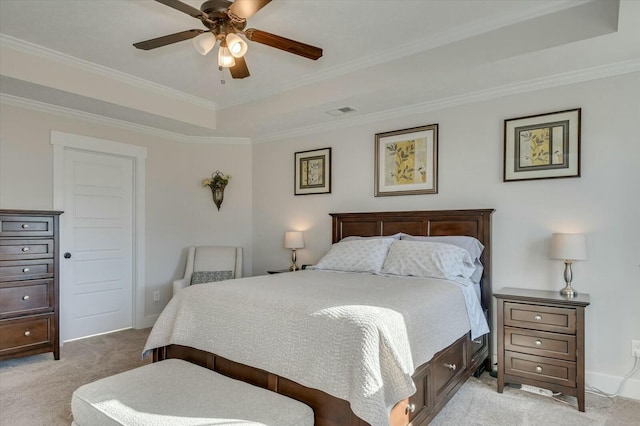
[133,0,323,79]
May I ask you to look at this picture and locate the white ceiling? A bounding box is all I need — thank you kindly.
[1,0,638,142]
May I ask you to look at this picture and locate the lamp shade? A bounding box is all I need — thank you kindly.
[225,33,248,58]
[192,32,216,55]
[550,233,587,261]
[285,231,304,249]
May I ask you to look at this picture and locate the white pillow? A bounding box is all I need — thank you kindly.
[381,240,476,282]
[313,238,395,273]
[400,235,484,283]
[341,233,402,242]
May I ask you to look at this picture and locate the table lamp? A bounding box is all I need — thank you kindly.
[285,231,304,271]
[550,233,587,298]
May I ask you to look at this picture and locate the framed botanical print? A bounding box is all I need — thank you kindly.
[375,124,438,196]
[294,147,331,195]
[504,108,581,182]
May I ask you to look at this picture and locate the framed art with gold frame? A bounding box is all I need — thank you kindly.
[294,147,331,195]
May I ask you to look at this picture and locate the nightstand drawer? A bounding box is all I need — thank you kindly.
[504,327,576,361]
[505,351,576,387]
[504,302,576,334]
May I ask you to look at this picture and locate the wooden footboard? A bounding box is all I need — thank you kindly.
[153,331,488,426]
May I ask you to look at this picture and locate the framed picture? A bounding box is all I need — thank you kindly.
[294,147,331,195]
[504,108,581,182]
[375,124,438,196]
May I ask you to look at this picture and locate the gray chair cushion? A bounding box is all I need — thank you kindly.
[190,270,233,285]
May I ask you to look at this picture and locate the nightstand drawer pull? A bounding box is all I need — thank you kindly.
[22,295,30,301]
[21,224,29,229]
[21,246,30,252]
[535,339,542,346]
[405,403,416,414]
[534,314,542,321]
[445,363,457,371]
[535,366,543,373]
[473,338,482,344]
[22,268,30,273]
[24,330,31,337]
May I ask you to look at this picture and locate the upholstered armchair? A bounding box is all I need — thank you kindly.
[172,246,243,296]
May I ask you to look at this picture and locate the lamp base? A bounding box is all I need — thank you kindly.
[289,264,299,272]
[559,284,577,298]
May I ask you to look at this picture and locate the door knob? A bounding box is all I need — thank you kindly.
[64,252,72,259]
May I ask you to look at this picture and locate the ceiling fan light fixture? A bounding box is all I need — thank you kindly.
[218,43,236,67]
[225,33,248,58]
[192,32,216,55]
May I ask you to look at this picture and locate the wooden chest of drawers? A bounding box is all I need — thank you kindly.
[495,287,590,412]
[0,210,62,361]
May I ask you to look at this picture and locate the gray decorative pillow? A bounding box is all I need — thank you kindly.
[191,270,233,285]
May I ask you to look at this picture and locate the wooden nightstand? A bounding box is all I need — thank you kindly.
[267,269,291,274]
[494,287,590,411]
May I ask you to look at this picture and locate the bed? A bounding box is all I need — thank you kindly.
[148,209,494,426]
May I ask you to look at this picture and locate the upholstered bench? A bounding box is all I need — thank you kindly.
[71,359,314,426]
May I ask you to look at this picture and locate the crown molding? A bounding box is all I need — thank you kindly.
[216,0,591,109]
[0,34,217,112]
[0,93,251,145]
[254,59,640,143]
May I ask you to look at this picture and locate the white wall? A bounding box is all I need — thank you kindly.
[252,72,640,398]
[0,104,253,320]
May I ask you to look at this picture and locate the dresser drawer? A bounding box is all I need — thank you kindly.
[432,337,467,399]
[505,327,576,361]
[505,351,576,387]
[0,315,52,353]
[0,279,54,318]
[504,302,576,334]
[0,215,54,237]
[0,239,54,261]
[0,259,54,282]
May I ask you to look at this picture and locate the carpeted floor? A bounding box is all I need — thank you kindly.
[0,328,151,426]
[1,328,638,425]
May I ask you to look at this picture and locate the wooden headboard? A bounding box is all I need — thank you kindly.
[330,209,494,314]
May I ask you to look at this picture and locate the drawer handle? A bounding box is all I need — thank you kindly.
[22,247,30,252]
[535,366,543,374]
[24,330,31,337]
[535,339,542,346]
[23,268,30,273]
[534,315,542,321]
[445,363,457,371]
[22,224,30,229]
[473,339,482,344]
[405,403,416,414]
[22,295,30,301]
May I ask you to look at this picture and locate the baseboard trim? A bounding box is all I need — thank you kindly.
[62,327,132,345]
[586,370,640,400]
[138,314,159,330]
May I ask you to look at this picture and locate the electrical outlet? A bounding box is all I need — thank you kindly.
[632,340,640,357]
[153,291,160,302]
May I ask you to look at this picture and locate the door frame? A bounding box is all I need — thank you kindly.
[51,131,152,335]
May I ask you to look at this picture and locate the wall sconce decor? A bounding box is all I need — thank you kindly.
[550,233,587,298]
[202,171,230,211]
[285,231,304,271]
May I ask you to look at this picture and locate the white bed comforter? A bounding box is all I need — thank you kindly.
[143,270,487,426]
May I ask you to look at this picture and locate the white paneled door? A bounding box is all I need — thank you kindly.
[61,150,134,341]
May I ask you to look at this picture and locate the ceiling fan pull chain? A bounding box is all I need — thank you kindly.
[219,66,226,85]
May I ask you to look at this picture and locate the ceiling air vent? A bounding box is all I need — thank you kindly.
[326,106,357,117]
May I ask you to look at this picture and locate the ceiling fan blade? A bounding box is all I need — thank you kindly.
[245,29,323,60]
[133,29,204,50]
[230,56,250,79]
[228,0,271,20]
[154,0,208,19]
